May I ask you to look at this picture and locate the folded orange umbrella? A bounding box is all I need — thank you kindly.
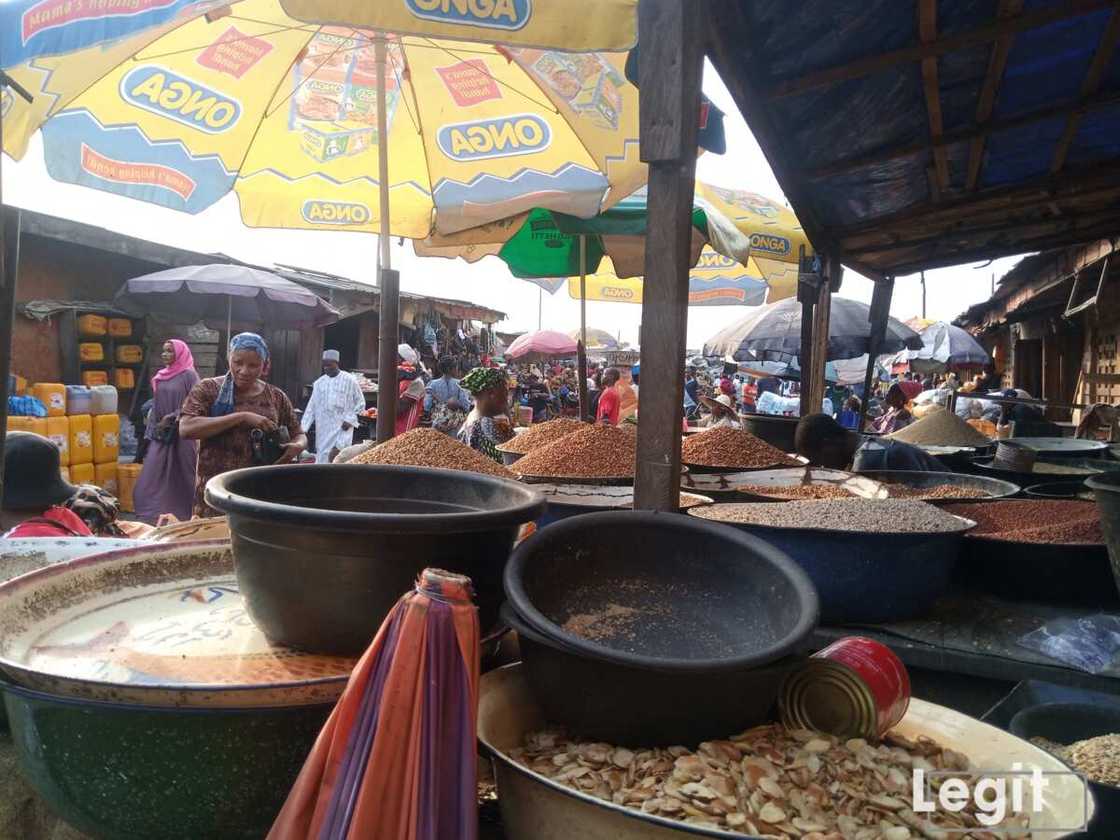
[269,569,480,840]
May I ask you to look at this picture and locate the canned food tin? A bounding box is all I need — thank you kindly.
[779,636,910,739]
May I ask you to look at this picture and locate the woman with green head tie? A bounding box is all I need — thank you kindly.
[179,332,306,516]
[456,367,513,463]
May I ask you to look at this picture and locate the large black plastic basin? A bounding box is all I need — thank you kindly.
[504,510,818,745]
[206,465,545,655]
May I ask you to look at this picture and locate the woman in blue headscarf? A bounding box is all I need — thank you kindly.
[179,333,306,517]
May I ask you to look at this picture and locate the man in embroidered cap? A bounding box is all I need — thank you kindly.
[301,349,366,463]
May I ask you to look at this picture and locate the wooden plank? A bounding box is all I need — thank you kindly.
[768,0,1116,100]
[0,208,20,509]
[809,272,833,413]
[919,0,950,193]
[808,88,1120,179]
[858,277,896,432]
[1051,7,1120,173]
[375,268,400,443]
[968,0,1024,190]
[633,0,702,513]
[799,297,815,418]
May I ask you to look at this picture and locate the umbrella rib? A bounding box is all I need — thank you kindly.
[133,20,314,61]
[264,28,360,120]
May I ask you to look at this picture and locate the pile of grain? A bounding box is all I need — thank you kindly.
[499,418,585,454]
[888,484,991,501]
[561,603,641,642]
[681,427,797,469]
[513,424,636,478]
[690,498,970,534]
[352,428,515,479]
[944,499,1102,544]
[736,483,855,501]
[1031,733,1120,786]
[886,407,992,447]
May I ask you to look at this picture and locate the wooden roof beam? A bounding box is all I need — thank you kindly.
[967,0,1025,190]
[919,0,950,194]
[807,87,1120,179]
[767,0,1117,101]
[1051,6,1120,173]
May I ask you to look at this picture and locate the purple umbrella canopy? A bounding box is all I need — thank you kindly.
[115,264,340,331]
[893,321,991,374]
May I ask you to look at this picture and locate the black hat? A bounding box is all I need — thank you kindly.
[3,432,78,511]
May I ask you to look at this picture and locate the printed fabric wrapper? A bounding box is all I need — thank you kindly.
[268,568,480,840]
[1018,614,1120,674]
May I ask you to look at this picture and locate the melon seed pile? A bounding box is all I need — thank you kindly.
[351,428,514,479]
[499,418,585,454]
[944,500,1102,545]
[511,725,1026,838]
[513,424,636,478]
[690,499,972,534]
[1030,733,1120,786]
[681,427,798,469]
[886,408,992,447]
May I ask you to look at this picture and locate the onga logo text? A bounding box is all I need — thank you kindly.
[122,66,241,134]
[697,251,738,270]
[437,114,551,162]
[749,232,792,256]
[602,286,635,300]
[405,0,531,31]
[301,200,372,226]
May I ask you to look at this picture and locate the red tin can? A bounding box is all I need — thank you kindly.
[779,636,911,740]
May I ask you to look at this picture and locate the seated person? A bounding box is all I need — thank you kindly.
[700,394,742,430]
[1,432,92,537]
[870,383,916,435]
[795,413,948,473]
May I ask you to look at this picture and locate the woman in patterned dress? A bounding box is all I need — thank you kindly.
[179,333,306,517]
[456,367,513,463]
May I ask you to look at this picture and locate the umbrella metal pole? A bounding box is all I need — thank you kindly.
[858,277,895,432]
[578,235,589,420]
[0,209,20,512]
[374,34,399,444]
[226,295,232,347]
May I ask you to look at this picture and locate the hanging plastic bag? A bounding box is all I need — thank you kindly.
[1019,614,1120,674]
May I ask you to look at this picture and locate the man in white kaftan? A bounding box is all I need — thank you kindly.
[301,350,366,464]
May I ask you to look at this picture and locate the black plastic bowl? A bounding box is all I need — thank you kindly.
[503,511,818,745]
[206,465,545,655]
[1010,702,1120,834]
[1088,471,1120,603]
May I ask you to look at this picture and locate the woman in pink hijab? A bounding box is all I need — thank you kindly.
[134,339,200,523]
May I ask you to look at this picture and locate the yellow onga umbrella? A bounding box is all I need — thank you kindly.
[1,0,643,440]
[567,247,770,307]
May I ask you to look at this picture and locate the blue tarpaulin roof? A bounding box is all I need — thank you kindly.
[708,0,1120,278]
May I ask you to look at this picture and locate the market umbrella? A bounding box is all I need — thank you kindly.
[115,264,340,335]
[568,327,621,351]
[416,180,807,301]
[892,321,991,374]
[564,249,769,307]
[2,0,645,443]
[269,568,480,840]
[738,357,840,383]
[506,329,578,361]
[704,296,923,362]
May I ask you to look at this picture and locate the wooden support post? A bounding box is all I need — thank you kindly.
[633,0,703,512]
[0,208,20,510]
[578,235,589,420]
[858,276,896,432]
[797,246,818,418]
[809,267,833,413]
[373,35,398,444]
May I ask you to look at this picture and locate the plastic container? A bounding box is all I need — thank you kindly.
[95,463,119,496]
[116,345,143,363]
[69,415,93,465]
[115,369,135,391]
[117,463,142,513]
[27,418,48,439]
[6,417,33,434]
[204,465,546,654]
[82,371,109,388]
[78,314,107,336]
[503,511,819,745]
[90,385,118,416]
[31,383,66,417]
[108,318,133,338]
[93,414,120,464]
[65,386,92,416]
[70,462,94,485]
[46,416,70,466]
[79,343,104,362]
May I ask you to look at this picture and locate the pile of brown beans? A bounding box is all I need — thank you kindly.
[944,499,1102,544]
[352,428,515,479]
[681,428,798,469]
[513,424,636,478]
